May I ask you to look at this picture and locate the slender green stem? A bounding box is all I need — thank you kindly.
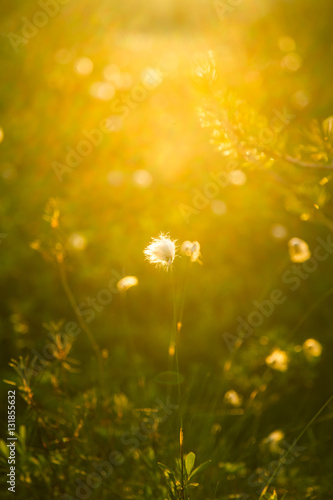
[170,266,185,500]
[170,267,182,425]
[260,394,333,498]
[180,427,184,500]
[58,260,104,388]
[289,286,333,339]
[177,259,191,328]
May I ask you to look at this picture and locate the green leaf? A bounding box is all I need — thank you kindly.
[19,425,26,443]
[189,460,211,480]
[185,452,196,475]
[3,379,16,386]
[158,462,175,477]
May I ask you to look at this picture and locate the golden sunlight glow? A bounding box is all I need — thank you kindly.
[2,1,333,497]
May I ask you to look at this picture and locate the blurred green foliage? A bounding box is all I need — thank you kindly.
[0,0,333,498]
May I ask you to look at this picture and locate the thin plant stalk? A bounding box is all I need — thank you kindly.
[180,427,185,500]
[259,394,333,498]
[57,259,104,388]
[177,258,191,329]
[170,267,182,421]
[170,268,185,500]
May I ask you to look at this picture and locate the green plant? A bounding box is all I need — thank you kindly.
[158,451,211,500]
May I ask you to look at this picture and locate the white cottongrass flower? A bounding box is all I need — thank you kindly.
[263,430,285,454]
[266,430,285,443]
[265,348,289,372]
[180,240,202,264]
[144,233,177,269]
[223,390,243,407]
[117,276,138,293]
[303,338,322,361]
[288,237,311,263]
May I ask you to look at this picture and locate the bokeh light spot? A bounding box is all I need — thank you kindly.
[107,170,124,186]
[291,89,310,109]
[278,36,296,52]
[229,170,247,185]
[89,82,115,101]
[132,169,153,188]
[74,57,94,75]
[68,233,87,250]
[211,200,227,215]
[281,52,302,72]
[271,224,287,239]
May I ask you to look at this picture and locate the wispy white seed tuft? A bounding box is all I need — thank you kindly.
[223,390,243,407]
[180,240,202,263]
[144,233,177,269]
[288,237,311,263]
[265,348,289,372]
[117,276,138,293]
[303,338,322,360]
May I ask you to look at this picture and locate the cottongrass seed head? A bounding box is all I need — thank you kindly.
[117,276,139,293]
[144,233,177,270]
[303,338,322,361]
[288,237,311,263]
[265,348,289,372]
[180,240,202,264]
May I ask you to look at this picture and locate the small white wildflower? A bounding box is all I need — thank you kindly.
[263,430,285,454]
[265,348,289,372]
[117,276,138,293]
[288,237,311,263]
[144,233,177,269]
[180,240,202,263]
[303,338,322,361]
[224,390,243,407]
[266,430,285,443]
